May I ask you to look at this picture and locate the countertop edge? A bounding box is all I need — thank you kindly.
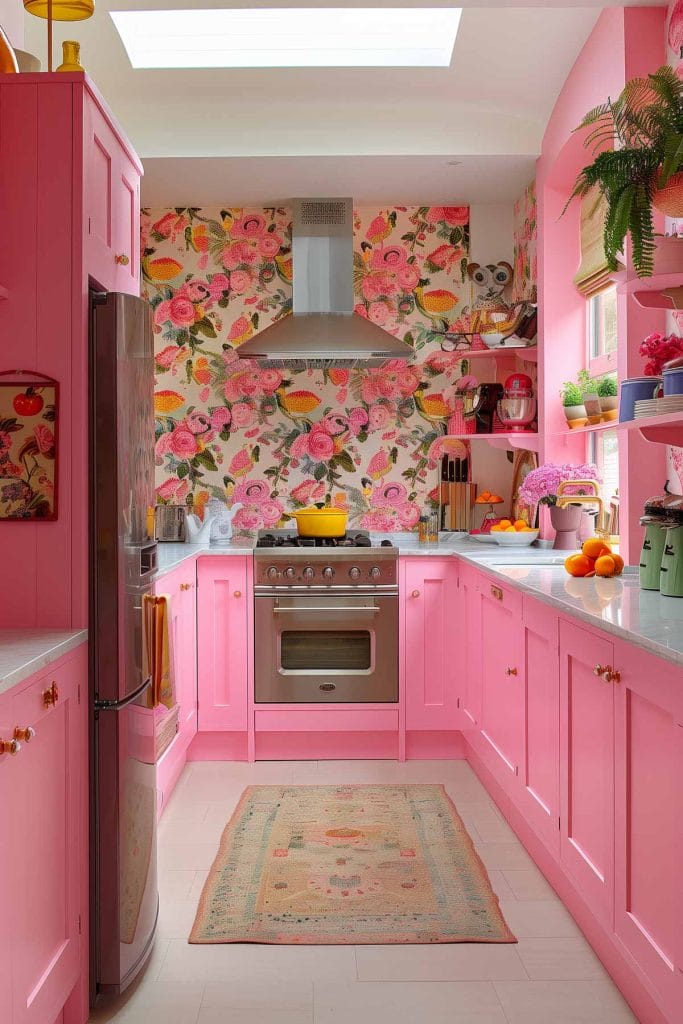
[0,629,89,698]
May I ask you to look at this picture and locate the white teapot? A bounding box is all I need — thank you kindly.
[206,498,244,545]
[184,510,217,545]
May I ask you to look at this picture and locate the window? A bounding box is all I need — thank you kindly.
[587,284,618,375]
[590,427,620,532]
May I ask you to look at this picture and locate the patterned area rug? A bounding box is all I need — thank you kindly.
[190,784,516,945]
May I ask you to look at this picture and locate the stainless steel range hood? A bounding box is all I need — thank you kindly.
[236,198,415,369]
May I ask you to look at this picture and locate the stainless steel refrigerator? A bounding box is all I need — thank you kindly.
[90,291,159,998]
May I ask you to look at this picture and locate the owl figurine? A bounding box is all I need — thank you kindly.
[465,261,521,344]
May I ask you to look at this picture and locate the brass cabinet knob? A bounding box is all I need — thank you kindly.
[411,589,420,598]
[505,667,518,676]
[13,726,35,743]
[179,582,193,591]
[42,682,59,707]
[491,585,503,601]
[0,738,21,756]
[234,590,242,598]
[604,667,621,683]
[593,665,606,677]
[115,254,130,266]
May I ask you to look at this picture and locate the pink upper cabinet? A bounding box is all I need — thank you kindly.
[403,558,461,732]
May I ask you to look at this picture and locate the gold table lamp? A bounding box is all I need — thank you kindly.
[23,0,94,73]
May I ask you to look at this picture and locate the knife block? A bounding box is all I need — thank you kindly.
[447,483,477,531]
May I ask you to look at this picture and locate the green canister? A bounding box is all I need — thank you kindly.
[639,517,667,590]
[660,522,683,598]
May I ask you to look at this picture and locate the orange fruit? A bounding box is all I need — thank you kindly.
[564,553,594,577]
[505,525,517,532]
[490,524,502,532]
[582,537,612,560]
[594,554,616,577]
[499,519,512,529]
[513,519,527,531]
[610,553,625,575]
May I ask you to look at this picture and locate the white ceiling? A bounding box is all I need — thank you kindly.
[24,2,658,204]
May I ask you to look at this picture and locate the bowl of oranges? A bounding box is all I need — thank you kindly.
[564,537,625,578]
[489,519,540,545]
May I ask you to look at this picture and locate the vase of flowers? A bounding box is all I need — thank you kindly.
[518,462,601,548]
[639,332,683,376]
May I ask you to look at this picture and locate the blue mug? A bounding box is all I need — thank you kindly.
[662,367,683,396]
[619,377,661,421]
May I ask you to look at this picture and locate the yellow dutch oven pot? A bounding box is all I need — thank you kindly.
[291,507,348,538]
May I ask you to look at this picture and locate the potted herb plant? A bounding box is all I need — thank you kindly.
[567,65,683,277]
[597,375,619,419]
[578,370,603,424]
[562,380,586,428]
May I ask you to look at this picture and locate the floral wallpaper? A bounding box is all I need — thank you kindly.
[142,205,478,532]
[512,180,537,304]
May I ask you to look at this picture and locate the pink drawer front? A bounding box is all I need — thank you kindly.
[254,707,399,733]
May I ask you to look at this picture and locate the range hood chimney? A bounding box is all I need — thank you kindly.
[236,198,415,369]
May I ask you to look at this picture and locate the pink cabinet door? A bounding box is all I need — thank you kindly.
[176,575,197,740]
[559,619,615,926]
[459,563,482,729]
[613,643,683,1019]
[516,597,560,854]
[404,558,461,730]
[114,153,140,295]
[479,576,524,778]
[197,556,249,731]
[0,691,15,1021]
[11,655,84,1024]
[84,98,118,290]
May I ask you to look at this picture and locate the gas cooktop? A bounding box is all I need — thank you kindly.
[255,530,395,550]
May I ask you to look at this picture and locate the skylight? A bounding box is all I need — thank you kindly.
[110,7,462,69]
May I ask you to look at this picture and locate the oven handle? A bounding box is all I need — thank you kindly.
[273,605,379,614]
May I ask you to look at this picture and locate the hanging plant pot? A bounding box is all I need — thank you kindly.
[652,170,683,217]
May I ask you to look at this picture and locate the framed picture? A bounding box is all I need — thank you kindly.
[510,448,538,522]
[0,371,58,521]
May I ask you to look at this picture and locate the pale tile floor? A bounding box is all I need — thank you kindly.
[90,759,638,1024]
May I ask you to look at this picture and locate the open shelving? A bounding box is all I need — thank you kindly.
[456,346,538,361]
[550,419,619,438]
[617,411,683,446]
[443,432,540,451]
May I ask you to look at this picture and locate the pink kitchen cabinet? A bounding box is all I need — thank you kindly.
[515,597,560,854]
[458,563,482,729]
[478,575,525,781]
[404,558,462,732]
[613,643,683,1019]
[84,90,141,294]
[0,645,88,1024]
[197,556,250,732]
[559,619,615,927]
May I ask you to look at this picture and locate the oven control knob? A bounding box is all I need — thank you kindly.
[349,566,361,581]
[322,566,335,581]
[302,566,315,581]
[369,566,381,579]
[283,566,297,580]
[266,566,280,581]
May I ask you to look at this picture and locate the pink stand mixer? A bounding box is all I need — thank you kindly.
[496,372,537,432]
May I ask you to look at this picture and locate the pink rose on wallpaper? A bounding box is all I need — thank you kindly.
[371,482,408,507]
[232,213,267,239]
[368,404,391,431]
[210,406,231,431]
[185,412,212,435]
[223,240,259,268]
[291,480,326,505]
[322,413,350,436]
[361,509,395,531]
[349,407,369,435]
[230,402,257,429]
[260,499,285,527]
[368,301,390,326]
[371,245,408,272]
[169,427,200,458]
[208,273,230,300]
[233,478,270,505]
[228,448,253,477]
[396,502,420,528]
[425,206,469,226]
[258,234,282,258]
[233,506,262,531]
[361,271,399,301]
[396,264,420,291]
[154,432,173,462]
[307,427,335,461]
[182,280,210,303]
[229,269,251,294]
[259,369,283,394]
[155,296,196,328]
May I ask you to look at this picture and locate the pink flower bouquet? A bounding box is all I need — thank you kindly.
[639,332,683,376]
[518,462,601,510]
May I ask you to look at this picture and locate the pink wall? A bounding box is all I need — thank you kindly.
[537,7,667,562]
[0,0,23,48]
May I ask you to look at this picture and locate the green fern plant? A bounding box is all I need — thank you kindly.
[566,65,683,278]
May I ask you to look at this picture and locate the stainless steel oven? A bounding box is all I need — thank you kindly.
[253,534,398,704]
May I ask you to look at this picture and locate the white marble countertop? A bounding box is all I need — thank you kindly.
[0,629,88,698]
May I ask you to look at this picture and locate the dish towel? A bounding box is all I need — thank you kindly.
[143,594,175,709]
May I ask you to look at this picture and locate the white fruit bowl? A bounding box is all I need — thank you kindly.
[491,529,540,546]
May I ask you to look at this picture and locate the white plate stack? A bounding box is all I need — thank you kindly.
[634,396,683,418]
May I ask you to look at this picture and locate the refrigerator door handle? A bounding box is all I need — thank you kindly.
[95,676,152,711]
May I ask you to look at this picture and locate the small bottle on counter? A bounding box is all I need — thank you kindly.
[427,512,439,543]
[418,515,429,544]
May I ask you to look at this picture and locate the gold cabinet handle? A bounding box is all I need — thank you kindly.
[0,738,21,756]
[42,682,59,707]
[234,590,242,598]
[593,665,607,677]
[115,253,130,266]
[179,582,193,591]
[13,726,35,743]
[491,585,503,601]
[604,666,621,683]
[411,589,420,598]
[505,667,518,676]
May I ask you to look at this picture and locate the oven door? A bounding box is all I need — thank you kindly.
[254,594,398,703]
